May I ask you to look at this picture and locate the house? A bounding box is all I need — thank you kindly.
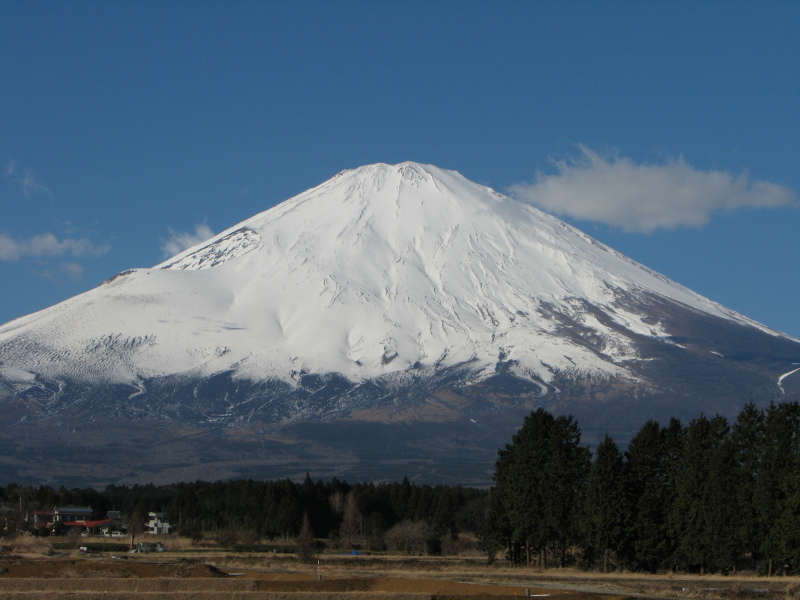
[99,522,126,537]
[57,508,110,536]
[31,506,122,536]
[145,512,172,535]
[63,518,114,536]
[33,510,54,528]
[54,506,93,522]
[99,511,125,536]
[33,505,93,528]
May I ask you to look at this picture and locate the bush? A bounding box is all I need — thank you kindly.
[384,521,430,555]
[213,530,239,547]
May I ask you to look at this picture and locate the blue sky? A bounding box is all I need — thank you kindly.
[1,1,799,337]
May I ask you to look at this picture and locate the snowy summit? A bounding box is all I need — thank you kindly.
[0,162,789,390]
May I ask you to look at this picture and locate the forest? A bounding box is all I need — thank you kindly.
[484,402,800,575]
[0,401,798,576]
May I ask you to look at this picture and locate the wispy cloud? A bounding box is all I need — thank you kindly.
[0,232,110,262]
[59,261,85,281]
[509,145,797,233]
[2,160,51,197]
[40,261,85,283]
[160,223,215,258]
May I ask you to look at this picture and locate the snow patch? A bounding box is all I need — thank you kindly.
[159,228,261,270]
[778,366,800,393]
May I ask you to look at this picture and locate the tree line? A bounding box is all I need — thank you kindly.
[482,402,800,575]
[1,401,798,574]
[0,476,487,555]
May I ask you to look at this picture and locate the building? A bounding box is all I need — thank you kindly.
[54,506,93,522]
[33,510,53,528]
[145,512,172,535]
[33,506,93,528]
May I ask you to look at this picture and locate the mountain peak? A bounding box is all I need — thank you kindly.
[1,162,799,485]
[338,161,449,181]
[158,161,498,272]
[1,161,784,389]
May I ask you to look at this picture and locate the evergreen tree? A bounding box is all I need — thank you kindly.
[584,435,628,572]
[730,403,765,568]
[546,413,591,566]
[492,408,589,566]
[774,464,800,575]
[622,420,681,573]
[274,486,301,538]
[703,432,741,572]
[493,408,554,565]
[668,414,739,574]
[758,402,800,575]
[477,489,511,563]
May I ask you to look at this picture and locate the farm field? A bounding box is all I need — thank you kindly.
[0,550,798,600]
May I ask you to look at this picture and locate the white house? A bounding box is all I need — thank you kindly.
[145,512,172,535]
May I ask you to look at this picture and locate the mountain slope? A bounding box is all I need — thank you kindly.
[0,162,798,485]
[1,162,787,386]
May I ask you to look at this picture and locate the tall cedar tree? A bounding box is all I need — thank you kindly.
[584,434,629,572]
[670,415,731,574]
[703,432,741,572]
[477,489,512,563]
[492,408,589,567]
[547,415,591,567]
[758,402,800,575]
[730,403,766,565]
[492,409,552,565]
[622,420,682,573]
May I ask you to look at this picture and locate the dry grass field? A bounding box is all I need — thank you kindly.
[0,536,798,600]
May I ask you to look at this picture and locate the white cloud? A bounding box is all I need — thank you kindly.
[20,170,51,197]
[509,145,797,233]
[2,160,51,197]
[40,262,85,283]
[0,232,110,262]
[60,262,84,281]
[160,223,215,258]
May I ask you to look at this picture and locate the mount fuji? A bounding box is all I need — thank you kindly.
[1,162,799,485]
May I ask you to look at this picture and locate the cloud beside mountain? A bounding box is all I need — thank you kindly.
[160,223,215,258]
[510,145,797,233]
[0,232,110,262]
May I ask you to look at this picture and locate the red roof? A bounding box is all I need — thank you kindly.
[61,519,114,528]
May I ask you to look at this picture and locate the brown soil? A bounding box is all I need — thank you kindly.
[0,554,797,600]
[0,556,630,600]
[0,557,224,579]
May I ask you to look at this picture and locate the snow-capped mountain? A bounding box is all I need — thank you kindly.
[1,162,798,486]
[0,162,787,386]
